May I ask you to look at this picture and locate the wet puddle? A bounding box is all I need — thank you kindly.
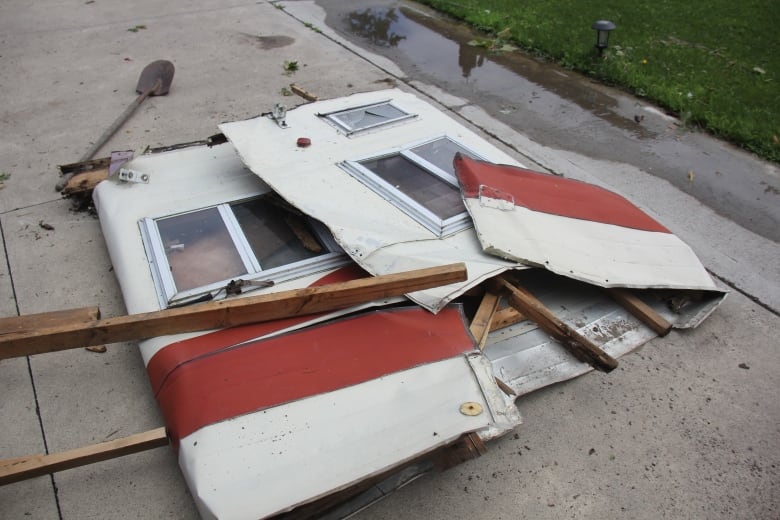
[323,1,779,242]
[341,6,655,139]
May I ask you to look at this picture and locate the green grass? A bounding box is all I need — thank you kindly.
[418,0,780,163]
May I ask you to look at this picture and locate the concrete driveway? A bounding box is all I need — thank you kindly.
[1,1,778,519]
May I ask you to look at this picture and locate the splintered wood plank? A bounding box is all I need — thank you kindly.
[0,427,168,486]
[608,288,672,336]
[469,289,501,350]
[0,307,101,335]
[496,276,618,373]
[0,263,467,360]
[58,157,111,177]
[489,307,526,332]
[290,83,318,101]
[494,377,516,396]
[60,169,109,196]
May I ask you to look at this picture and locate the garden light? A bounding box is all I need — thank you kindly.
[592,20,616,54]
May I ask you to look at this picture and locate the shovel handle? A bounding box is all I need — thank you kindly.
[78,84,157,163]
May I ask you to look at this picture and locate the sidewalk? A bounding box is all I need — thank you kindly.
[1,1,778,519]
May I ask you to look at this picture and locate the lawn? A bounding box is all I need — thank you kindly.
[417,0,780,163]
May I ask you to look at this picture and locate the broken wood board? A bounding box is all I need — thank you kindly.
[0,263,467,359]
[608,288,672,336]
[0,427,167,486]
[60,168,109,196]
[489,307,526,332]
[290,83,318,101]
[469,289,501,350]
[496,276,618,372]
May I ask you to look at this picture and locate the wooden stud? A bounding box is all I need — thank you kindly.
[469,289,501,350]
[496,276,618,373]
[608,288,672,337]
[488,307,526,332]
[0,263,468,360]
[0,428,167,486]
[0,306,100,335]
[431,432,487,471]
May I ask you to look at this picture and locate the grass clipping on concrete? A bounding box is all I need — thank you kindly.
[419,0,779,163]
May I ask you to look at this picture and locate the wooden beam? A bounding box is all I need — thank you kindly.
[0,263,467,360]
[0,306,100,335]
[469,289,501,350]
[496,276,618,373]
[608,288,672,337]
[0,428,167,486]
[488,307,526,332]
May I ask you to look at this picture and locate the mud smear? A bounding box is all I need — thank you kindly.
[323,1,779,241]
[238,33,295,50]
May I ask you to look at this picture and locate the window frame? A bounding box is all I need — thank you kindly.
[339,136,482,236]
[319,99,416,136]
[140,196,348,308]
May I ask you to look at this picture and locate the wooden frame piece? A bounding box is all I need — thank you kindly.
[496,276,618,373]
[0,306,100,335]
[0,263,468,360]
[608,288,672,336]
[489,307,526,332]
[469,288,502,350]
[0,428,167,486]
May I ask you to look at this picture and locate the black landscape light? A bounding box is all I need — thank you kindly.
[591,20,616,54]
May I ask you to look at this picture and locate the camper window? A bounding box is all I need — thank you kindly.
[340,136,479,236]
[140,196,347,307]
[322,100,415,135]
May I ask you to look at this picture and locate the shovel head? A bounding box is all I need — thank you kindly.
[136,60,175,96]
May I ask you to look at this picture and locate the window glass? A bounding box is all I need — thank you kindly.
[410,139,476,177]
[156,207,247,292]
[342,136,481,236]
[232,199,324,270]
[326,101,413,134]
[358,154,464,220]
[143,195,349,307]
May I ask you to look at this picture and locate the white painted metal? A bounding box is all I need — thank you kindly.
[465,193,719,290]
[177,356,506,520]
[220,89,529,312]
[93,141,399,363]
[91,88,725,519]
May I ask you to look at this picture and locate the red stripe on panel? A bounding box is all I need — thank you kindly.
[146,263,368,394]
[155,306,474,449]
[454,154,670,233]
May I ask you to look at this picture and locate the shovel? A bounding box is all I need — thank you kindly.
[56,59,175,191]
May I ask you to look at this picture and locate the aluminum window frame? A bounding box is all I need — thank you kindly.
[140,196,348,308]
[320,100,416,136]
[340,136,481,236]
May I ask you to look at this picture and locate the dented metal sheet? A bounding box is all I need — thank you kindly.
[454,154,722,292]
[89,87,727,520]
[483,269,725,396]
[219,89,529,313]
